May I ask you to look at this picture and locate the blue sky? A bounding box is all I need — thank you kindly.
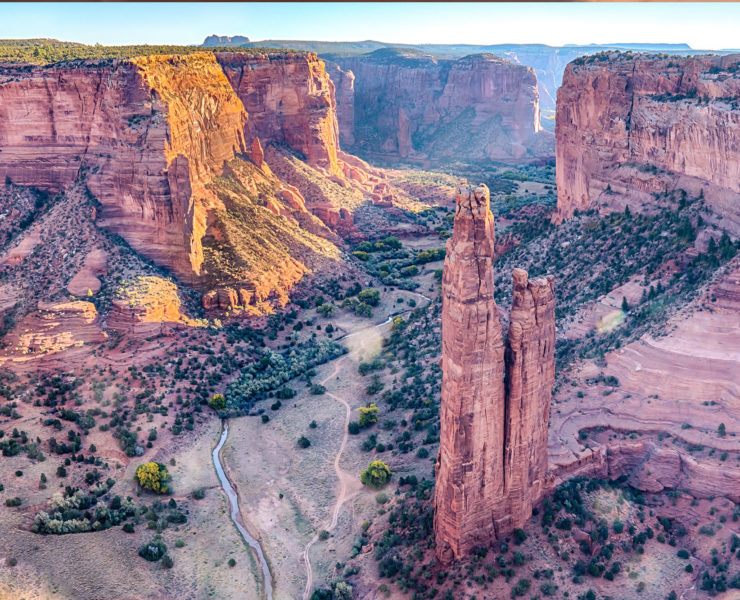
[0,2,738,50]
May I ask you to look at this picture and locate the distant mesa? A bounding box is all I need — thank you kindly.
[202,34,251,47]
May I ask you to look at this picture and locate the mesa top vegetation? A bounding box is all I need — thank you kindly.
[0,38,299,65]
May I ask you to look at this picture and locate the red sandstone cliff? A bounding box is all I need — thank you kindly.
[0,51,351,310]
[215,52,342,175]
[434,183,556,562]
[555,52,740,229]
[331,50,553,162]
[325,62,355,147]
[0,53,249,281]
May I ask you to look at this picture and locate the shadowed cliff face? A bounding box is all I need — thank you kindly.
[556,52,740,231]
[329,51,554,164]
[434,183,555,563]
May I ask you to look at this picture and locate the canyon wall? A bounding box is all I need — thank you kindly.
[215,52,342,175]
[0,53,249,281]
[325,62,355,147]
[556,52,740,230]
[0,51,354,305]
[434,183,555,563]
[331,49,553,163]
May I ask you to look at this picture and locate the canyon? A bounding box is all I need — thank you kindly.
[328,49,554,164]
[0,49,412,315]
[0,37,738,600]
[433,183,555,562]
[555,52,740,231]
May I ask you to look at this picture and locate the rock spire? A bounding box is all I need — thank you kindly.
[433,183,555,563]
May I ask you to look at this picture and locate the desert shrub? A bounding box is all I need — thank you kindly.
[261,414,269,423]
[275,387,296,400]
[122,522,135,533]
[360,460,391,489]
[139,536,167,561]
[228,557,236,567]
[318,530,330,541]
[358,403,379,428]
[5,497,21,507]
[192,488,206,500]
[161,554,174,569]
[208,394,226,411]
[298,436,311,449]
[348,421,360,434]
[358,289,381,306]
[310,384,326,395]
[135,462,170,494]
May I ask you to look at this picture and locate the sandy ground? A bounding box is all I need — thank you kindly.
[0,417,264,600]
[221,287,431,599]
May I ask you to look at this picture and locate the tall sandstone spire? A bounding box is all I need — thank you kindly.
[434,184,555,563]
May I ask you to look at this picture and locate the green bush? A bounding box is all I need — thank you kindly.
[358,289,381,307]
[298,436,311,449]
[139,536,167,561]
[192,488,206,500]
[348,422,360,434]
[5,497,21,507]
[135,462,170,494]
[360,460,391,489]
[358,403,379,428]
[208,394,226,411]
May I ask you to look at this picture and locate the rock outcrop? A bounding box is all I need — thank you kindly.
[555,52,740,230]
[2,301,107,358]
[202,35,250,47]
[434,183,556,563]
[215,52,342,175]
[330,49,553,163]
[325,62,355,147]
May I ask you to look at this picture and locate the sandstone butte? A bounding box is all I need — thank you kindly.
[555,52,740,231]
[0,51,362,310]
[433,183,556,563]
[329,51,554,162]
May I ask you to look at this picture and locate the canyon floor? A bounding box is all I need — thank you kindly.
[0,161,738,600]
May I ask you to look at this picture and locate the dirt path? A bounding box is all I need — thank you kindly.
[302,292,431,599]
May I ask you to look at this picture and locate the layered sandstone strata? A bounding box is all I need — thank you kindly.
[434,183,507,562]
[0,53,248,281]
[555,52,740,230]
[434,184,556,562]
[331,50,553,162]
[325,62,356,147]
[504,269,556,525]
[215,52,342,175]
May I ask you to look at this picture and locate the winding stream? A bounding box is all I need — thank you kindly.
[212,422,274,600]
[212,290,432,600]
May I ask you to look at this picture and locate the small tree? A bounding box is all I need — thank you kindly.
[621,296,630,313]
[135,462,170,494]
[209,394,226,412]
[298,436,311,449]
[357,403,379,428]
[358,289,381,307]
[360,460,391,489]
[139,536,167,561]
[718,423,726,437]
